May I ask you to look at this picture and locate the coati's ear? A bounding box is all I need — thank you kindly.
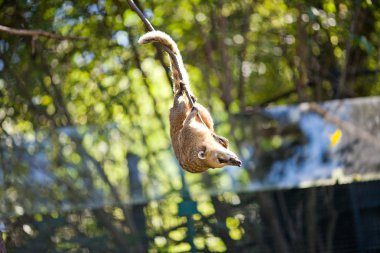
[198,150,206,160]
[212,134,229,148]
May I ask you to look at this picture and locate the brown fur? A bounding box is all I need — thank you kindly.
[139,31,241,173]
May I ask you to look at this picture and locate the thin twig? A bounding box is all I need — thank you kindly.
[0,24,87,41]
[126,1,155,31]
[126,1,181,79]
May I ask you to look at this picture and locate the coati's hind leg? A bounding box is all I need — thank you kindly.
[183,103,229,148]
[183,106,199,127]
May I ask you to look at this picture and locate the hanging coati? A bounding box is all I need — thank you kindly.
[138,31,241,173]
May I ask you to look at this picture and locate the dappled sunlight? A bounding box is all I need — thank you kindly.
[1,0,380,252]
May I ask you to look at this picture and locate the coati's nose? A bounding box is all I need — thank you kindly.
[228,157,242,167]
[219,155,242,167]
[217,150,242,167]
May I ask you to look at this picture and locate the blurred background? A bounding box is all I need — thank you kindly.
[1,0,380,252]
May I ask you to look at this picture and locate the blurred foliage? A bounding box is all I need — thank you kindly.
[1,0,380,252]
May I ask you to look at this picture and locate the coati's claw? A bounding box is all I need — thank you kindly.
[229,157,242,167]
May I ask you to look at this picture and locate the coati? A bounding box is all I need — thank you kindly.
[138,31,241,173]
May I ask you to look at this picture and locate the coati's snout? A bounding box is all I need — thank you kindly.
[198,145,242,168]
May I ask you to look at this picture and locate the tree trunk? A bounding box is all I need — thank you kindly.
[127,153,148,252]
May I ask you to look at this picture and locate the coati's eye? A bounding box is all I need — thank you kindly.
[198,146,206,160]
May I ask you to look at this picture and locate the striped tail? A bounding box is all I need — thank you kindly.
[138,31,191,94]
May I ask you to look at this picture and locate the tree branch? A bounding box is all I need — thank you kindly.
[306,102,380,150]
[258,88,297,107]
[0,24,87,41]
[338,0,361,98]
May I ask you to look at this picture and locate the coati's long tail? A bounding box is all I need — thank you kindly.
[138,31,190,94]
